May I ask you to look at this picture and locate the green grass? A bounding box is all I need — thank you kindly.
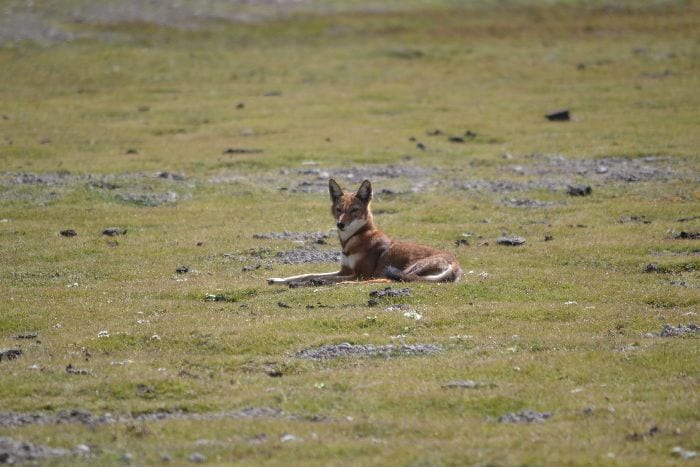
[1,0,699,465]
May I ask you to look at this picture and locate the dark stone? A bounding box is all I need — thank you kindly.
[496,236,526,246]
[545,109,570,121]
[566,185,592,196]
[60,229,77,237]
[102,227,127,236]
[0,349,22,361]
[223,148,263,154]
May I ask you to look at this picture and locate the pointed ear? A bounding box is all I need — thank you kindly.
[329,179,344,202]
[356,179,372,204]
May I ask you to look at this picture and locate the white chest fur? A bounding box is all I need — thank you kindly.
[341,252,363,270]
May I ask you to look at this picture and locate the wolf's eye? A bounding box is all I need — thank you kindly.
[350,208,359,214]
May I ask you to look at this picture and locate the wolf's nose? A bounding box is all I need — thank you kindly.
[336,222,345,230]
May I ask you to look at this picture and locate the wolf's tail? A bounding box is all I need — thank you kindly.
[385,259,462,283]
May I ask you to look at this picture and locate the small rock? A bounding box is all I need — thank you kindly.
[498,410,552,424]
[280,434,299,443]
[644,263,659,273]
[671,446,697,460]
[416,142,427,151]
[670,231,700,240]
[60,229,77,237]
[73,444,91,455]
[545,109,570,121]
[0,348,22,361]
[189,452,206,463]
[175,266,189,274]
[448,136,465,143]
[544,235,554,241]
[369,287,411,298]
[566,185,592,196]
[660,323,699,337]
[137,105,150,112]
[442,380,486,389]
[235,102,245,109]
[121,452,133,463]
[102,227,127,237]
[496,235,526,246]
[125,148,138,154]
[65,364,90,375]
[223,148,263,154]
[277,301,291,308]
[426,129,443,136]
[14,332,38,339]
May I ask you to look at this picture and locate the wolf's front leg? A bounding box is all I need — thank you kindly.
[267,271,355,285]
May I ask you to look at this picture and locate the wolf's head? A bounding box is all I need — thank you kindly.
[328,179,373,241]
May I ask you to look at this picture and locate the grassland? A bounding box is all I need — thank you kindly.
[0,0,699,465]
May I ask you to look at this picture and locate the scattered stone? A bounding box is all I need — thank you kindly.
[121,452,134,463]
[498,410,552,424]
[0,407,287,429]
[155,171,185,181]
[223,148,263,154]
[676,216,700,223]
[659,323,698,337]
[65,364,90,375]
[545,109,570,121]
[369,287,411,299]
[277,301,291,308]
[497,235,526,246]
[14,332,37,339]
[175,266,189,274]
[671,446,697,460]
[125,148,138,154]
[137,105,150,112]
[448,136,465,143]
[102,227,127,236]
[670,231,700,240]
[296,342,441,360]
[416,142,426,151]
[0,349,22,362]
[60,229,77,237]
[644,263,659,273]
[189,452,207,463]
[426,129,443,136]
[236,102,245,109]
[619,215,651,224]
[544,235,554,241]
[442,380,490,389]
[566,185,592,196]
[502,198,558,208]
[280,434,299,443]
[0,436,69,463]
[73,443,91,455]
[627,426,660,441]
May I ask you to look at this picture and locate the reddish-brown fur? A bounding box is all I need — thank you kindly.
[268,179,462,285]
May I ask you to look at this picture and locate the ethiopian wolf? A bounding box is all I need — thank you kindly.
[268,179,462,285]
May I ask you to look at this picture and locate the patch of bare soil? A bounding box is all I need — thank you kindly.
[0,436,69,463]
[254,230,334,243]
[296,342,442,360]
[274,246,341,265]
[0,406,298,429]
[0,171,189,207]
[659,323,698,337]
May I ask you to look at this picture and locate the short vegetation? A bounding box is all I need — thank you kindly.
[0,0,698,464]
